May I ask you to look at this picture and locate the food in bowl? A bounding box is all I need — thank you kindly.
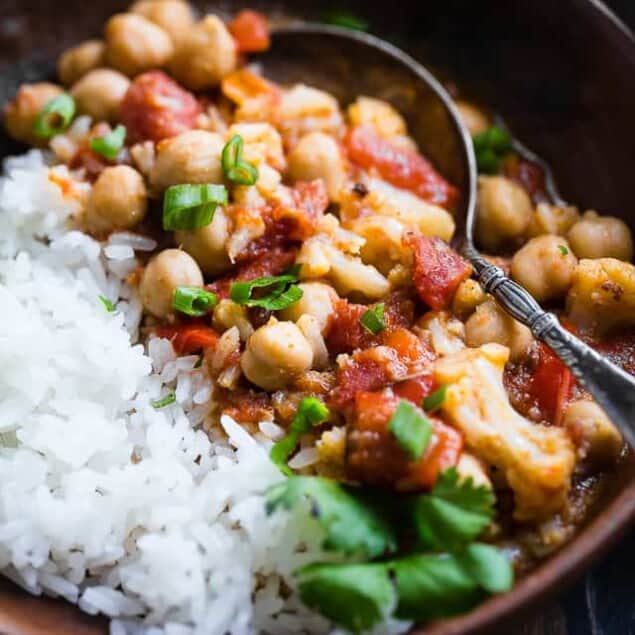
[1,2,633,633]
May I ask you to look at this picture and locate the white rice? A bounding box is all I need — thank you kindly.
[0,151,411,635]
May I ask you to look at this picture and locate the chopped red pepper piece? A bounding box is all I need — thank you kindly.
[229,10,271,53]
[156,323,219,355]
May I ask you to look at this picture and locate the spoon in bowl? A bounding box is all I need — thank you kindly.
[259,24,635,446]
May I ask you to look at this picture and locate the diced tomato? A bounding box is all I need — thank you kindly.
[344,125,459,208]
[221,68,281,106]
[120,71,202,144]
[381,328,435,373]
[501,154,549,204]
[527,343,574,425]
[229,10,271,53]
[217,388,272,424]
[393,375,435,406]
[405,233,472,311]
[272,180,329,241]
[155,323,219,355]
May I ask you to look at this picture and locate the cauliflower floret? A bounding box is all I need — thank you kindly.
[566,258,635,335]
[226,121,286,172]
[351,215,409,274]
[434,344,575,522]
[417,311,466,356]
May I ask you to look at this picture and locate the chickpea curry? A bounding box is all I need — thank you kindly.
[4,2,635,631]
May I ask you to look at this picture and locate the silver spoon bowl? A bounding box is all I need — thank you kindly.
[260,24,635,445]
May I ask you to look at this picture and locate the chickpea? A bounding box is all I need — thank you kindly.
[175,207,231,276]
[476,176,533,251]
[288,132,345,201]
[213,299,253,341]
[129,0,194,44]
[567,211,634,261]
[105,13,174,77]
[455,100,490,136]
[57,40,106,86]
[347,96,407,139]
[3,82,63,146]
[279,282,337,332]
[170,15,237,90]
[511,235,577,303]
[85,166,148,235]
[70,69,130,123]
[562,399,623,467]
[527,202,580,238]
[452,279,486,318]
[150,130,225,191]
[465,299,533,361]
[241,319,314,390]
[140,248,203,318]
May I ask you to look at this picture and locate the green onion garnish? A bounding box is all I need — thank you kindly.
[152,392,176,409]
[230,268,303,311]
[99,295,115,313]
[388,400,433,460]
[423,385,448,413]
[173,286,218,317]
[270,397,330,475]
[221,135,259,186]
[558,244,569,256]
[90,124,126,161]
[33,94,76,139]
[322,11,369,31]
[360,303,386,335]
[162,184,228,231]
[472,125,512,175]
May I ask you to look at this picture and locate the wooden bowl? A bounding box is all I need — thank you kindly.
[0,1,633,633]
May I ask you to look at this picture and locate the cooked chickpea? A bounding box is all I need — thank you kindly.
[150,130,225,191]
[241,319,314,390]
[452,279,486,318]
[57,40,106,86]
[527,203,580,238]
[279,282,337,332]
[567,211,634,261]
[129,0,195,44]
[85,166,148,235]
[465,299,533,361]
[139,249,204,318]
[175,207,231,276]
[562,399,623,466]
[476,176,533,251]
[288,132,346,201]
[3,82,63,146]
[105,13,174,76]
[70,69,130,123]
[511,235,577,303]
[170,15,237,90]
[455,100,490,136]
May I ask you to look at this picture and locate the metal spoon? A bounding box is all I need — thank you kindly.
[260,24,635,446]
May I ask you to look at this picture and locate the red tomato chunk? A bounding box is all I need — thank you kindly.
[229,10,271,54]
[272,180,329,241]
[344,125,459,209]
[405,233,472,311]
[120,71,202,144]
[156,323,219,355]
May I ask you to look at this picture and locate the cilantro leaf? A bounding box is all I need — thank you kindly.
[414,468,495,551]
[297,562,395,634]
[388,400,433,460]
[266,476,396,558]
[454,543,514,593]
[269,398,329,475]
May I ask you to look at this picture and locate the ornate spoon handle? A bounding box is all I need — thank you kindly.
[469,252,635,447]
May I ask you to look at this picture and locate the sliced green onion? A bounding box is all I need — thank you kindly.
[152,392,176,409]
[33,94,76,139]
[221,135,259,186]
[360,303,386,335]
[99,294,115,313]
[162,184,228,231]
[388,400,433,460]
[230,270,303,311]
[558,244,569,256]
[472,125,512,175]
[90,124,126,160]
[422,385,447,413]
[322,11,369,31]
[173,286,218,317]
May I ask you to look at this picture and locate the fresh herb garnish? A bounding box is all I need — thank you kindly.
[99,294,115,313]
[558,244,569,256]
[388,400,433,460]
[322,11,369,32]
[270,398,329,475]
[360,303,386,335]
[472,125,512,174]
[423,385,447,412]
[33,94,76,139]
[172,286,217,317]
[90,124,126,160]
[151,392,176,409]
[162,184,228,231]
[266,476,397,558]
[221,134,259,186]
[229,267,303,311]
